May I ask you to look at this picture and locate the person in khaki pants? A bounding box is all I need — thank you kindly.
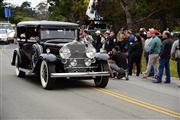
[143,29,162,78]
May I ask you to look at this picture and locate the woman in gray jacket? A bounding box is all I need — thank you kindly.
[171,34,180,84]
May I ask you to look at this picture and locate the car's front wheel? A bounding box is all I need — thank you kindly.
[15,55,25,77]
[40,60,55,90]
[94,62,109,88]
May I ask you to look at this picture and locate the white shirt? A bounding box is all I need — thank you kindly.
[144,38,152,52]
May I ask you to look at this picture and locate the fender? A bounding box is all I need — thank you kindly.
[33,53,57,73]
[32,53,57,72]
[11,48,22,66]
[95,52,109,61]
[39,53,57,63]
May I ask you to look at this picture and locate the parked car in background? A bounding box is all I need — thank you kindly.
[11,21,110,89]
[0,22,16,42]
[171,31,180,40]
[0,29,9,43]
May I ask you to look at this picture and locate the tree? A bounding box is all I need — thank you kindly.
[100,0,180,30]
[47,0,180,31]
[10,1,37,23]
[35,2,49,20]
[21,1,31,9]
[119,0,135,29]
[48,0,73,21]
[0,7,3,20]
[48,0,88,22]
[0,0,4,20]
[134,0,180,30]
[72,0,89,22]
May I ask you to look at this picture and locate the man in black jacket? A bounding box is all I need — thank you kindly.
[154,31,173,83]
[94,30,102,52]
[108,46,128,79]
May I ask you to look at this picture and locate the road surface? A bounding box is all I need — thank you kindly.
[0,44,180,120]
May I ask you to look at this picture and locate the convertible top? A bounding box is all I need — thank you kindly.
[17,21,79,28]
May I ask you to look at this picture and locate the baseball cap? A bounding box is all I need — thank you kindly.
[150,29,159,34]
[95,30,101,34]
[105,30,110,34]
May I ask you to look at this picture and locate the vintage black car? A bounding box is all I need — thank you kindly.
[11,21,110,89]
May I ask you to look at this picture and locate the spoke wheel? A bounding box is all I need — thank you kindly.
[32,50,38,68]
[40,60,55,89]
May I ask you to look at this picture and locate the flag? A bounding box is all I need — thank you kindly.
[86,0,95,20]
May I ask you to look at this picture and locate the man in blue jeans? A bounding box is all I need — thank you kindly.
[154,31,173,83]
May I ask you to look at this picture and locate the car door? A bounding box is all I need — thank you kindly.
[17,27,39,67]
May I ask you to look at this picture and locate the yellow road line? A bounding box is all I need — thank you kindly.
[99,88,179,115]
[95,88,180,119]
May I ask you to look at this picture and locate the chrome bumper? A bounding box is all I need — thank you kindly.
[51,72,110,78]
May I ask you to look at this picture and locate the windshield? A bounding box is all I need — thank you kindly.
[0,29,7,34]
[0,24,13,30]
[40,28,77,42]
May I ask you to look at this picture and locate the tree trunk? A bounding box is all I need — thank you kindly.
[124,6,133,29]
[159,13,168,31]
[120,0,134,29]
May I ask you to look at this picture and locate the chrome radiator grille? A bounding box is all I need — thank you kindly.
[63,42,97,72]
[65,58,86,67]
[67,42,86,58]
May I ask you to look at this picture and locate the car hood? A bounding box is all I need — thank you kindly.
[7,31,15,38]
[0,34,7,37]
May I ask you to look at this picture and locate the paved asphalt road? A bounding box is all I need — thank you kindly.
[0,44,180,120]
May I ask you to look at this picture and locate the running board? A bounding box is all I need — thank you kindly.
[19,68,32,74]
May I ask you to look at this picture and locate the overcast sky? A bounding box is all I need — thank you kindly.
[4,0,46,8]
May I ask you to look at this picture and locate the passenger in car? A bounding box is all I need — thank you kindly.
[30,36,39,41]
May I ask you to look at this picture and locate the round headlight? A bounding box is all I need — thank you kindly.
[86,45,96,59]
[70,58,77,67]
[84,58,92,66]
[46,48,50,53]
[59,46,71,59]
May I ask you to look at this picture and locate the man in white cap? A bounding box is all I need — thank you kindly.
[95,30,102,52]
[95,30,101,35]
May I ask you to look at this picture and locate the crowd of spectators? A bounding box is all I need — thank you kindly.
[79,27,180,86]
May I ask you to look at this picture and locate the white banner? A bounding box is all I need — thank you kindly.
[86,0,95,20]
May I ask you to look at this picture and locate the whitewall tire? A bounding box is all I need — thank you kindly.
[15,55,25,77]
[40,60,55,89]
